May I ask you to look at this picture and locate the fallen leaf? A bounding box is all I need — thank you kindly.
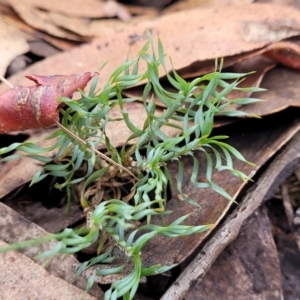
[264,40,300,70]
[165,0,254,13]
[179,40,300,79]
[0,239,99,299]
[0,17,29,76]
[2,3,300,93]
[103,0,131,22]
[1,187,84,232]
[48,12,156,38]
[0,202,104,299]
[256,0,300,9]
[0,130,58,199]
[8,1,83,41]
[242,67,300,116]
[0,4,78,50]
[8,0,128,19]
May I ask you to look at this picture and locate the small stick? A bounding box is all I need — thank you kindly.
[55,121,138,181]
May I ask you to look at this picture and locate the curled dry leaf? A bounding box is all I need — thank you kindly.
[0,72,98,133]
[0,17,29,76]
[264,40,300,70]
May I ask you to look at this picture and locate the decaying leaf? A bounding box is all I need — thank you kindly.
[0,72,98,133]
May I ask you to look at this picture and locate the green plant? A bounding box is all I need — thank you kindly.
[0,33,262,299]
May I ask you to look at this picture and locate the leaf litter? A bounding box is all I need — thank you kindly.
[1,1,300,299]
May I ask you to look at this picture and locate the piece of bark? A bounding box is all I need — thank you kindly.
[0,202,104,298]
[267,198,300,300]
[185,206,283,300]
[0,239,98,300]
[161,130,300,300]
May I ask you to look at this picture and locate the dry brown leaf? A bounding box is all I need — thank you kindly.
[0,17,29,76]
[178,40,300,79]
[256,0,300,9]
[242,67,300,116]
[49,12,157,38]
[2,3,300,93]
[165,0,254,13]
[264,40,300,70]
[0,130,56,199]
[123,4,159,15]
[0,202,103,298]
[7,0,128,19]
[103,0,131,22]
[8,0,83,41]
[0,238,99,300]
[0,4,77,50]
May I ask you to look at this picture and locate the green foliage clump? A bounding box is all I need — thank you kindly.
[0,33,262,300]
